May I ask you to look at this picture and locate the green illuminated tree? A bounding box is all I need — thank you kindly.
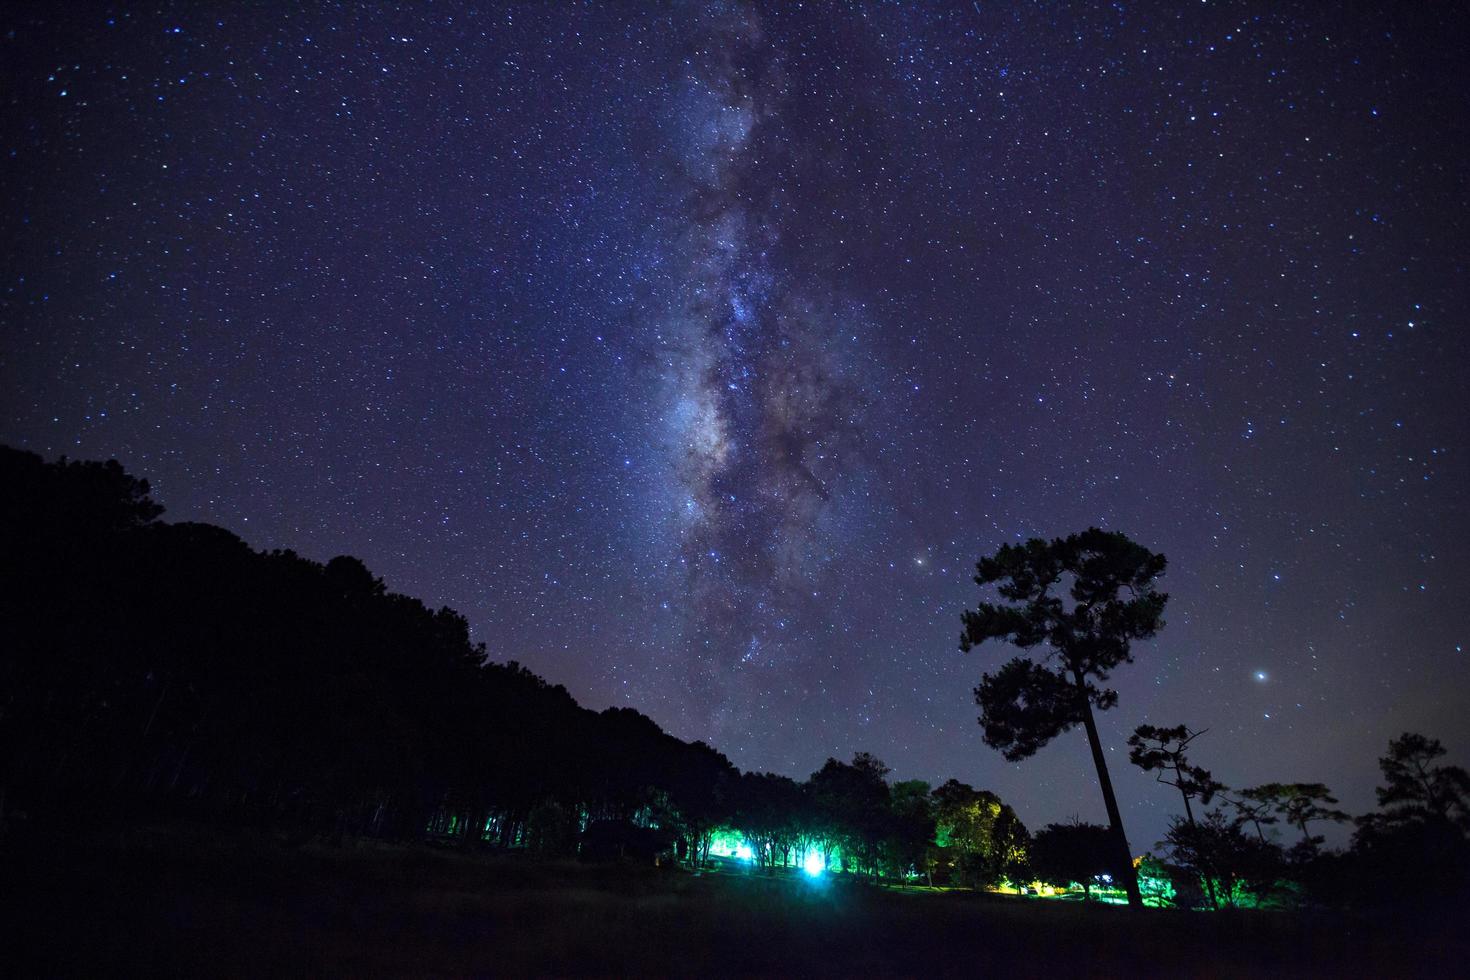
[651,738,737,867]
[931,779,1029,888]
[809,753,892,878]
[732,771,804,870]
[1135,854,1178,908]
[1162,809,1284,908]
[960,528,1168,907]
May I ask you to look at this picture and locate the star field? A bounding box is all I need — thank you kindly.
[3,1,1466,851]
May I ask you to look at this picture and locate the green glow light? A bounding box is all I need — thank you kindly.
[706,829,746,859]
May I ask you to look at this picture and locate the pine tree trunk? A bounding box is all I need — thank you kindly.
[1074,670,1142,907]
[1181,789,1219,909]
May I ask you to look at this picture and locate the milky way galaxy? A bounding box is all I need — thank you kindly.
[648,5,875,720]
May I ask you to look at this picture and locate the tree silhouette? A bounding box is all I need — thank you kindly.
[885,780,937,884]
[1368,733,1470,833]
[1162,809,1283,909]
[732,771,805,869]
[1238,783,1349,855]
[1128,723,1226,905]
[1128,724,1226,824]
[808,753,891,878]
[1029,821,1118,900]
[0,443,1032,888]
[960,528,1167,907]
[1349,732,1470,907]
[1218,791,1277,843]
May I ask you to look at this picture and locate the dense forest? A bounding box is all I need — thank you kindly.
[0,446,1024,886]
[2,445,1467,912]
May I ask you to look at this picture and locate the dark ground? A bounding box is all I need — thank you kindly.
[3,824,1463,978]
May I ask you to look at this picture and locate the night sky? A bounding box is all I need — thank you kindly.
[4,2,1466,852]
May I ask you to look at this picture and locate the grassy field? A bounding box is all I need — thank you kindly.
[4,824,1463,977]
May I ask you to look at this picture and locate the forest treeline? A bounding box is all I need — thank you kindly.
[3,446,1468,912]
[0,446,1022,886]
[958,531,1470,911]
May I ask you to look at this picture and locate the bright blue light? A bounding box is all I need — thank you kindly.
[803,851,823,876]
[734,844,753,861]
